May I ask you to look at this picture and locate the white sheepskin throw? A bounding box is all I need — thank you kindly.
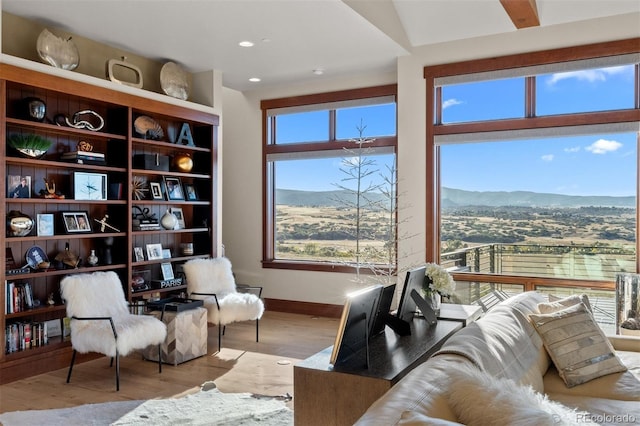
[447,366,599,426]
[60,271,166,358]
[183,258,264,325]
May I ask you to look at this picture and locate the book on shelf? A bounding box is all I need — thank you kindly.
[5,321,49,354]
[60,151,105,159]
[60,151,106,165]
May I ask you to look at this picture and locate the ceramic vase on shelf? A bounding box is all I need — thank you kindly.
[87,249,98,266]
[161,210,178,230]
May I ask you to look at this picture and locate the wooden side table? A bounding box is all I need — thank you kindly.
[438,303,482,326]
[293,319,462,426]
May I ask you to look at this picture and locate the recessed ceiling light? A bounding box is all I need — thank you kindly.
[239,41,254,47]
[249,77,261,83]
[313,69,324,75]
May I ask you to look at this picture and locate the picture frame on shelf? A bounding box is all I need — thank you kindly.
[146,243,164,260]
[163,176,184,201]
[160,262,175,280]
[184,183,197,201]
[134,246,145,262]
[170,207,186,229]
[149,182,163,200]
[36,213,54,236]
[73,172,108,201]
[162,248,172,259]
[7,175,31,199]
[61,211,92,233]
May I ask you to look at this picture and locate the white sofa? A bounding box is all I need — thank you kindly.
[355,292,640,426]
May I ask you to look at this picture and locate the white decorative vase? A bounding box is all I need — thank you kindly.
[87,249,98,266]
[161,210,178,230]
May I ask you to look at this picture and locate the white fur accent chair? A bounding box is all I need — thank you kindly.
[60,271,167,391]
[183,257,264,352]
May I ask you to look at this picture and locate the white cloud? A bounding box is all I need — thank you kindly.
[564,146,580,153]
[442,98,463,109]
[541,154,554,162]
[586,139,622,154]
[547,65,631,85]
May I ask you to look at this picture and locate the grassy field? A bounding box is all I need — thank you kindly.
[275,204,636,264]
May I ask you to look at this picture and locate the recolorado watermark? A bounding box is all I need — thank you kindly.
[575,413,637,424]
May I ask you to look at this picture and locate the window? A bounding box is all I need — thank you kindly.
[425,39,640,311]
[262,86,397,272]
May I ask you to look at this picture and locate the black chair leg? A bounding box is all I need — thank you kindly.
[157,344,162,373]
[110,357,114,367]
[256,318,259,342]
[66,349,77,383]
[115,350,120,391]
[218,322,222,352]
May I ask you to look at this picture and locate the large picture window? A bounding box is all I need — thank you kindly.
[425,39,640,332]
[262,86,397,272]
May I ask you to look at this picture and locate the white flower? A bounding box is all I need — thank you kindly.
[424,263,456,297]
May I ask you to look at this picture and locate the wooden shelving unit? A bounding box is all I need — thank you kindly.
[0,63,219,384]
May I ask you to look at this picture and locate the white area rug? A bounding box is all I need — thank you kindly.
[0,387,293,426]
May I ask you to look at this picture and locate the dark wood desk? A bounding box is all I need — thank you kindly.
[293,319,462,426]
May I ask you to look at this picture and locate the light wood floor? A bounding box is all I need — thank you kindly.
[0,311,339,413]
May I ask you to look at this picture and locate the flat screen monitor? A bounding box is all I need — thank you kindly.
[330,284,383,366]
[396,266,427,323]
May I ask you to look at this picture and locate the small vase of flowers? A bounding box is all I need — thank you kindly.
[422,263,456,316]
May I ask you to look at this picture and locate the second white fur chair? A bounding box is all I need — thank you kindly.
[183,257,264,352]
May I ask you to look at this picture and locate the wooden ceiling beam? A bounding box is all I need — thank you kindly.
[500,0,540,29]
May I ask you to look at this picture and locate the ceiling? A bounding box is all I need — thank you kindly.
[2,0,640,92]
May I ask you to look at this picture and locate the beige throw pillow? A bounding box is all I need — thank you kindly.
[529,303,627,388]
[538,294,592,314]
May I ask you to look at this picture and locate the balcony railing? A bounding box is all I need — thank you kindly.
[440,243,635,335]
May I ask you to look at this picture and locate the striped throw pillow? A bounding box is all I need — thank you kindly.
[529,302,627,388]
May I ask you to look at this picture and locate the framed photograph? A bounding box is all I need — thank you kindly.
[7,175,31,199]
[162,248,172,259]
[73,172,108,201]
[170,207,186,229]
[37,213,54,236]
[163,176,184,201]
[184,183,198,201]
[133,246,145,262]
[149,182,163,200]
[61,211,92,233]
[160,262,175,280]
[146,243,164,260]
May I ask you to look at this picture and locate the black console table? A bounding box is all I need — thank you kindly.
[293,319,462,426]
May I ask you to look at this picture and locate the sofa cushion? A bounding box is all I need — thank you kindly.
[539,294,592,313]
[530,302,627,387]
[396,411,463,426]
[543,349,640,401]
[434,291,550,391]
[544,394,640,426]
[447,366,596,426]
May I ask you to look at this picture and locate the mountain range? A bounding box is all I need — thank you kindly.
[276,188,636,208]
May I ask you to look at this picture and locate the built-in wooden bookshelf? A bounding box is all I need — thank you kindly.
[0,63,219,384]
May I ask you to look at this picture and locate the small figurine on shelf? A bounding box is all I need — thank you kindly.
[40,178,65,199]
[94,214,121,232]
[103,237,114,265]
[47,292,55,306]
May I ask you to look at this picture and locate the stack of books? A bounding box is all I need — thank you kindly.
[132,218,161,231]
[60,151,106,165]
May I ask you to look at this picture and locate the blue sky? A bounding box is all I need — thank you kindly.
[276,64,637,197]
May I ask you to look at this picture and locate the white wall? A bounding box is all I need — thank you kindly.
[223,13,640,306]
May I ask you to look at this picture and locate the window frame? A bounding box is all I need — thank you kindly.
[424,38,640,292]
[261,85,398,272]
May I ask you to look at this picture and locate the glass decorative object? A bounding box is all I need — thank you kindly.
[36,29,79,71]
